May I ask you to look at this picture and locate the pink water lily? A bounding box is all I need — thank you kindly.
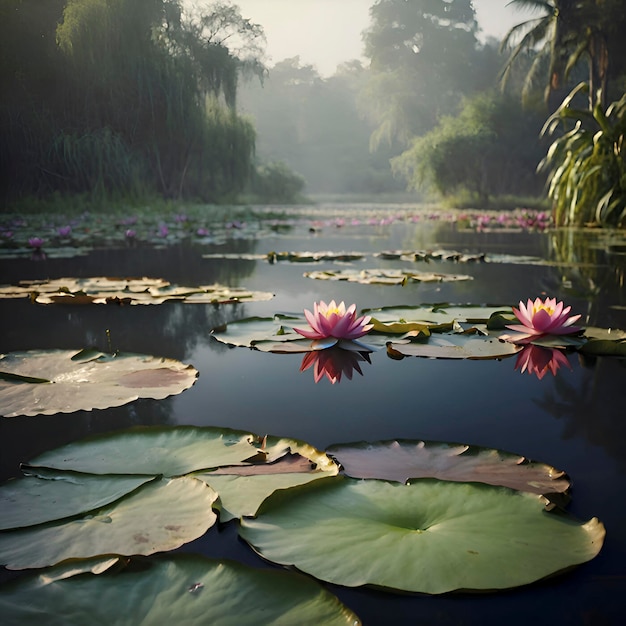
[294,300,373,342]
[505,297,581,343]
[514,345,571,380]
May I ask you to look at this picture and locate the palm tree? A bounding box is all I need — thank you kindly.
[500,0,621,110]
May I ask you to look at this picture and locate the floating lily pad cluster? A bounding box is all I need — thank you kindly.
[0,424,605,625]
[303,268,473,284]
[0,426,358,624]
[202,248,552,267]
[0,276,274,306]
[210,303,626,361]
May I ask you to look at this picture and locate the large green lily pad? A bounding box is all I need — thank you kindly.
[0,276,273,305]
[26,426,266,476]
[326,440,570,495]
[0,554,361,626]
[0,349,198,417]
[240,477,605,594]
[0,477,218,570]
[25,426,338,479]
[0,469,153,530]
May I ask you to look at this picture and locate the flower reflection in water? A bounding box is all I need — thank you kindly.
[300,347,372,385]
[514,345,572,380]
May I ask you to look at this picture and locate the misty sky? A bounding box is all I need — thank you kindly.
[232,0,536,76]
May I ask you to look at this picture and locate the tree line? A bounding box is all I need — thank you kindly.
[0,0,282,206]
[2,1,625,225]
[242,0,626,225]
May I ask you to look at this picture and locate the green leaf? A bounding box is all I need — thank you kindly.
[0,555,361,626]
[0,477,218,570]
[0,350,198,417]
[387,334,522,359]
[0,470,153,530]
[197,435,339,521]
[579,339,626,357]
[240,477,605,594]
[26,426,266,476]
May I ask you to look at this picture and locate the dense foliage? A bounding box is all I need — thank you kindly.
[501,0,626,226]
[392,92,547,204]
[539,83,626,226]
[0,0,265,205]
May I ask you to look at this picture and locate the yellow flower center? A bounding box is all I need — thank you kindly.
[324,307,341,317]
[533,304,555,316]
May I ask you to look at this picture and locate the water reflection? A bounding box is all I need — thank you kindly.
[536,356,626,470]
[299,347,372,384]
[514,345,572,380]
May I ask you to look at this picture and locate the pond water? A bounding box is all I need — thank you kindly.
[1,203,625,624]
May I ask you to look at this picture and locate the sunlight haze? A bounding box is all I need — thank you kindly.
[230,0,536,75]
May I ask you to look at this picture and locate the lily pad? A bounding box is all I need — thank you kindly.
[26,426,267,476]
[304,268,473,284]
[364,304,516,327]
[25,426,338,481]
[210,315,305,348]
[0,469,153,530]
[375,249,486,263]
[0,477,218,570]
[0,276,273,305]
[326,440,570,495]
[386,334,523,359]
[211,316,383,353]
[197,436,339,521]
[240,477,605,594]
[0,554,361,625]
[0,349,198,417]
[204,250,365,263]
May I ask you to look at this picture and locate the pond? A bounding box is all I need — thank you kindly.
[0,203,625,624]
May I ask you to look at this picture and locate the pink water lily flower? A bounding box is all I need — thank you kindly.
[505,297,581,343]
[294,300,373,342]
[514,345,571,380]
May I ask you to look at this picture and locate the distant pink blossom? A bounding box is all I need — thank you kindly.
[294,300,373,342]
[57,225,71,237]
[28,237,44,249]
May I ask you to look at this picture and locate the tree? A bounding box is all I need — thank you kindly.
[239,57,404,194]
[391,91,547,203]
[501,0,626,110]
[360,0,481,148]
[0,0,265,203]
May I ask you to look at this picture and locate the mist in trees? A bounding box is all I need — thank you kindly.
[2,0,624,217]
[0,0,265,205]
